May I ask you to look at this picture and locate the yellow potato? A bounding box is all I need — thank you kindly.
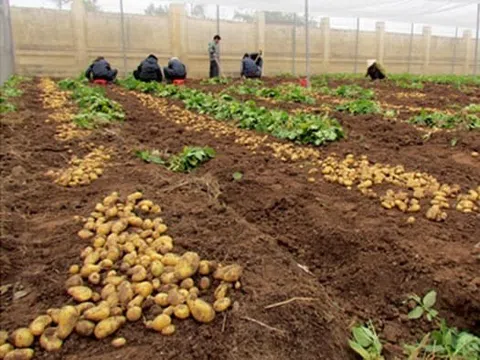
[94,316,126,339]
[84,303,110,322]
[29,315,52,336]
[127,192,143,203]
[10,328,34,348]
[134,282,153,298]
[4,349,34,360]
[118,281,134,306]
[39,328,62,352]
[152,278,161,290]
[154,293,169,307]
[76,302,95,315]
[162,306,175,316]
[213,264,243,282]
[78,229,94,240]
[143,219,154,230]
[69,264,80,274]
[111,220,128,234]
[110,307,124,316]
[160,272,177,285]
[96,222,112,237]
[188,298,215,324]
[46,308,60,324]
[105,207,118,218]
[75,320,95,337]
[127,216,143,228]
[80,264,100,278]
[128,295,145,308]
[0,344,13,358]
[56,306,79,340]
[147,314,171,332]
[162,253,180,266]
[103,275,125,286]
[180,278,194,290]
[68,286,93,302]
[167,289,185,306]
[150,261,164,278]
[111,337,127,348]
[130,265,147,282]
[161,324,176,336]
[199,277,211,290]
[126,306,142,322]
[198,260,212,275]
[0,331,8,345]
[93,237,106,248]
[213,297,232,312]
[103,193,119,207]
[100,258,114,269]
[65,274,83,289]
[106,292,120,308]
[189,287,200,296]
[174,252,200,280]
[173,304,190,319]
[214,283,230,300]
[101,284,116,300]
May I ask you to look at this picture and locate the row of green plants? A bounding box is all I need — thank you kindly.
[225,81,316,104]
[118,77,344,146]
[0,76,25,114]
[349,290,480,360]
[136,146,216,173]
[58,77,125,128]
[409,104,480,131]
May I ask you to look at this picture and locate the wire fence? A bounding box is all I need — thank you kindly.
[1,0,479,83]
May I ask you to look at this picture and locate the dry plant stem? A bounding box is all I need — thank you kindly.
[221,313,227,333]
[241,316,286,334]
[264,297,317,310]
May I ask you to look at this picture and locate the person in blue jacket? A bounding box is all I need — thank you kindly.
[133,54,162,82]
[241,53,261,79]
[85,57,118,82]
[163,57,187,83]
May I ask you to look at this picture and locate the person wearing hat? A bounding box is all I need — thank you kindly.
[208,35,221,78]
[164,57,187,84]
[85,56,118,82]
[133,54,162,82]
[241,53,262,79]
[366,59,386,81]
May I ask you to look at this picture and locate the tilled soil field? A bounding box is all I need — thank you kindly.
[0,77,478,360]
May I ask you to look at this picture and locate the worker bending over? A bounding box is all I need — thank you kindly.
[366,59,386,81]
[241,53,262,79]
[164,57,187,84]
[85,57,118,82]
[133,54,162,82]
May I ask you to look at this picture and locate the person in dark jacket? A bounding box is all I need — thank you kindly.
[133,54,162,82]
[249,50,263,73]
[85,57,118,82]
[366,59,386,81]
[241,53,261,79]
[163,57,187,83]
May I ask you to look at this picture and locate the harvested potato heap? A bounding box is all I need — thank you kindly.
[319,154,480,222]
[48,147,112,187]
[0,192,243,360]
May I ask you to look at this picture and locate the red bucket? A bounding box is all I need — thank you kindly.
[93,79,108,85]
[173,79,185,86]
[299,78,308,88]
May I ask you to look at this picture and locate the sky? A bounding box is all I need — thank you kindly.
[8,0,477,37]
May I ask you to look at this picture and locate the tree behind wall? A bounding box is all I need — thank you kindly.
[144,3,168,16]
[49,0,100,11]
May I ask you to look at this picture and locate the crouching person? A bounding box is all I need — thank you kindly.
[241,53,261,79]
[85,57,118,82]
[366,59,386,81]
[163,57,187,84]
[133,54,162,82]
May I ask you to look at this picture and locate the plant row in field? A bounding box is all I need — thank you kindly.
[118,77,344,146]
[410,104,480,130]
[58,78,124,129]
[0,76,26,114]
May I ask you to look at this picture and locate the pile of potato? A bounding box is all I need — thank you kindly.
[317,153,479,222]
[0,192,243,359]
[40,78,69,110]
[48,147,111,187]
[54,123,91,142]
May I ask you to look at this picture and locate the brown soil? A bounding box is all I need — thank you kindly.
[0,78,479,360]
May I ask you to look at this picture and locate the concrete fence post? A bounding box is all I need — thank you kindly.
[256,11,265,74]
[463,30,472,75]
[169,4,187,66]
[422,26,432,74]
[71,0,87,74]
[320,17,330,72]
[375,22,385,65]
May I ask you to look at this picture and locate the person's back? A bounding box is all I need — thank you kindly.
[366,59,386,81]
[85,57,118,82]
[164,57,187,83]
[241,56,261,78]
[134,55,162,82]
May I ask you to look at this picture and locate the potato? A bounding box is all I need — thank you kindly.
[189,287,200,296]
[78,229,94,240]
[84,303,110,322]
[127,216,143,228]
[180,278,194,290]
[80,264,101,278]
[9,328,33,348]
[131,265,147,282]
[39,328,62,352]
[160,272,177,285]
[174,252,200,280]
[101,284,116,300]
[167,289,185,306]
[69,264,80,274]
[126,306,142,322]
[46,308,60,324]
[162,306,174,316]
[111,220,128,234]
[214,283,230,300]
[56,306,79,340]
[127,192,143,203]
[162,253,180,266]
[29,315,52,336]
[156,223,167,235]
[74,320,95,337]
[111,307,124,316]
[147,314,171,332]
[103,193,119,207]
[128,295,145,308]
[104,275,125,287]
[213,265,243,282]
[173,304,190,319]
[213,297,232,312]
[135,282,153,298]
[106,292,120,308]
[0,331,8,346]
[76,302,95,315]
[0,344,13,358]
[198,261,212,275]
[68,286,93,302]
[105,207,118,218]
[94,316,126,339]
[112,337,127,348]
[118,281,134,306]
[188,298,215,323]
[88,272,101,285]
[154,293,169,307]
[199,277,211,290]
[65,274,83,289]
[161,324,175,336]
[4,349,34,360]
[152,279,161,290]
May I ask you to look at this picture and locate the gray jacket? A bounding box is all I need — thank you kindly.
[208,41,219,62]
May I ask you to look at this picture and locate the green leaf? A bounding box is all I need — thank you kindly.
[408,306,424,320]
[348,340,372,359]
[233,172,243,181]
[353,327,373,348]
[422,290,437,309]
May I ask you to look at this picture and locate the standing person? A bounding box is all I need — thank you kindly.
[366,59,386,81]
[241,53,261,79]
[85,56,118,82]
[133,54,162,83]
[163,57,187,84]
[208,35,221,78]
